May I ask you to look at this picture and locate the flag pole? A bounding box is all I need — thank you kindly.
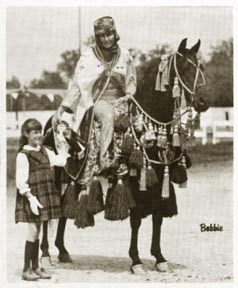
[78,7,81,54]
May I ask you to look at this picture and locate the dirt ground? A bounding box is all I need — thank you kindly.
[6,161,233,284]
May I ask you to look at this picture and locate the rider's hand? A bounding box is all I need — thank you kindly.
[115,94,132,107]
[26,193,43,215]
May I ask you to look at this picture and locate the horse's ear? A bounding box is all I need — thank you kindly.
[190,39,201,54]
[178,38,187,54]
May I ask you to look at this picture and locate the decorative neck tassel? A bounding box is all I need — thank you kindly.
[161,127,168,148]
[87,175,104,215]
[180,87,187,109]
[74,187,95,229]
[124,178,136,209]
[121,131,134,155]
[161,166,170,199]
[186,108,193,129]
[193,112,201,130]
[172,125,180,147]
[179,156,188,188]
[173,77,180,98]
[188,130,196,147]
[104,177,129,221]
[129,146,143,169]
[157,126,163,147]
[146,163,158,188]
[171,162,188,184]
[62,181,78,219]
[139,157,147,191]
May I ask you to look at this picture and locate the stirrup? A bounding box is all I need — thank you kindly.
[130,264,147,275]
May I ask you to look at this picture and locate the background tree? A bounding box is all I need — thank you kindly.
[201,38,233,107]
[29,70,66,89]
[6,76,21,89]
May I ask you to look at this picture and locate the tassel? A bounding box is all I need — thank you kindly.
[104,178,129,221]
[87,176,104,215]
[161,127,167,148]
[139,157,147,191]
[157,126,162,147]
[173,77,180,98]
[74,188,95,229]
[125,178,136,209]
[179,156,188,188]
[146,164,158,188]
[193,113,201,130]
[161,166,170,199]
[171,164,188,184]
[121,132,134,155]
[172,125,180,147]
[62,181,78,219]
[114,113,130,133]
[129,147,143,169]
[180,87,187,108]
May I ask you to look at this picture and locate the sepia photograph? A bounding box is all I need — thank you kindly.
[3,2,234,286]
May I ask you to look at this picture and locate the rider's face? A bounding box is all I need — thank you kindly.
[99,31,115,49]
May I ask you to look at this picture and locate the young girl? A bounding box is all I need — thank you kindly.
[15,118,69,281]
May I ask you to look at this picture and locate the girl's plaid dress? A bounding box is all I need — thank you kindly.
[15,146,62,223]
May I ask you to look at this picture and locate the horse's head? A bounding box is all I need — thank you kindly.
[171,38,209,113]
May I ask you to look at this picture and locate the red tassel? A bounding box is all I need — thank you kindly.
[171,164,188,184]
[146,164,158,188]
[62,182,78,219]
[87,176,104,215]
[157,126,163,147]
[161,166,170,199]
[74,189,95,229]
[139,166,147,191]
[125,179,136,209]
[129,147,143,169]
[104,178,129,221]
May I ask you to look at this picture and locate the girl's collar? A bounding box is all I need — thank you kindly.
[23,144,42,151]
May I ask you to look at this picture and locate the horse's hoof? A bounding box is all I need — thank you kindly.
[58,252,73,263]
[130,264,147,275]
[155,261,169,272]
[40,256,55,268]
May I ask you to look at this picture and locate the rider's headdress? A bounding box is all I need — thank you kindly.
[94,16,120,41]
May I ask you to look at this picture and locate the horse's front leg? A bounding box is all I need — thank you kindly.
[129,208,146,274]
[40,221,50,257]
[151,212,168,272]
[55,216,72,263]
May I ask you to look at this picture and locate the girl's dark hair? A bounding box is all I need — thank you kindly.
[19,118,42,150]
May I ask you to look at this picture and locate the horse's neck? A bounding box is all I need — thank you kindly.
[136,59,175,123]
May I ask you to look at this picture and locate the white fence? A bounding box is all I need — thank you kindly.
[7,107,233,144]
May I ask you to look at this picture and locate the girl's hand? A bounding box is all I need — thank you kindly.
[27,194,43,215]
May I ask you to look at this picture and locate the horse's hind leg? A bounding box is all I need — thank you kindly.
[129,209,143,267]
[151,212,168,271]
[55,216,72,263]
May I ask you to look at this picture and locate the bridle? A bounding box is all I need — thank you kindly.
[170,51,206,96]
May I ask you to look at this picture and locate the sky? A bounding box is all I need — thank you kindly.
[6,6,233,84]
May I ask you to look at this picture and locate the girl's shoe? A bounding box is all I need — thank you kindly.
[33,268,52,279]
[22,268,40,281]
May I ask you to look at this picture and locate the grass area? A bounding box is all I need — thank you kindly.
[6,138,233,184]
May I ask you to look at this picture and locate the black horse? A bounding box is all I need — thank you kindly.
[40,38,208,273]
